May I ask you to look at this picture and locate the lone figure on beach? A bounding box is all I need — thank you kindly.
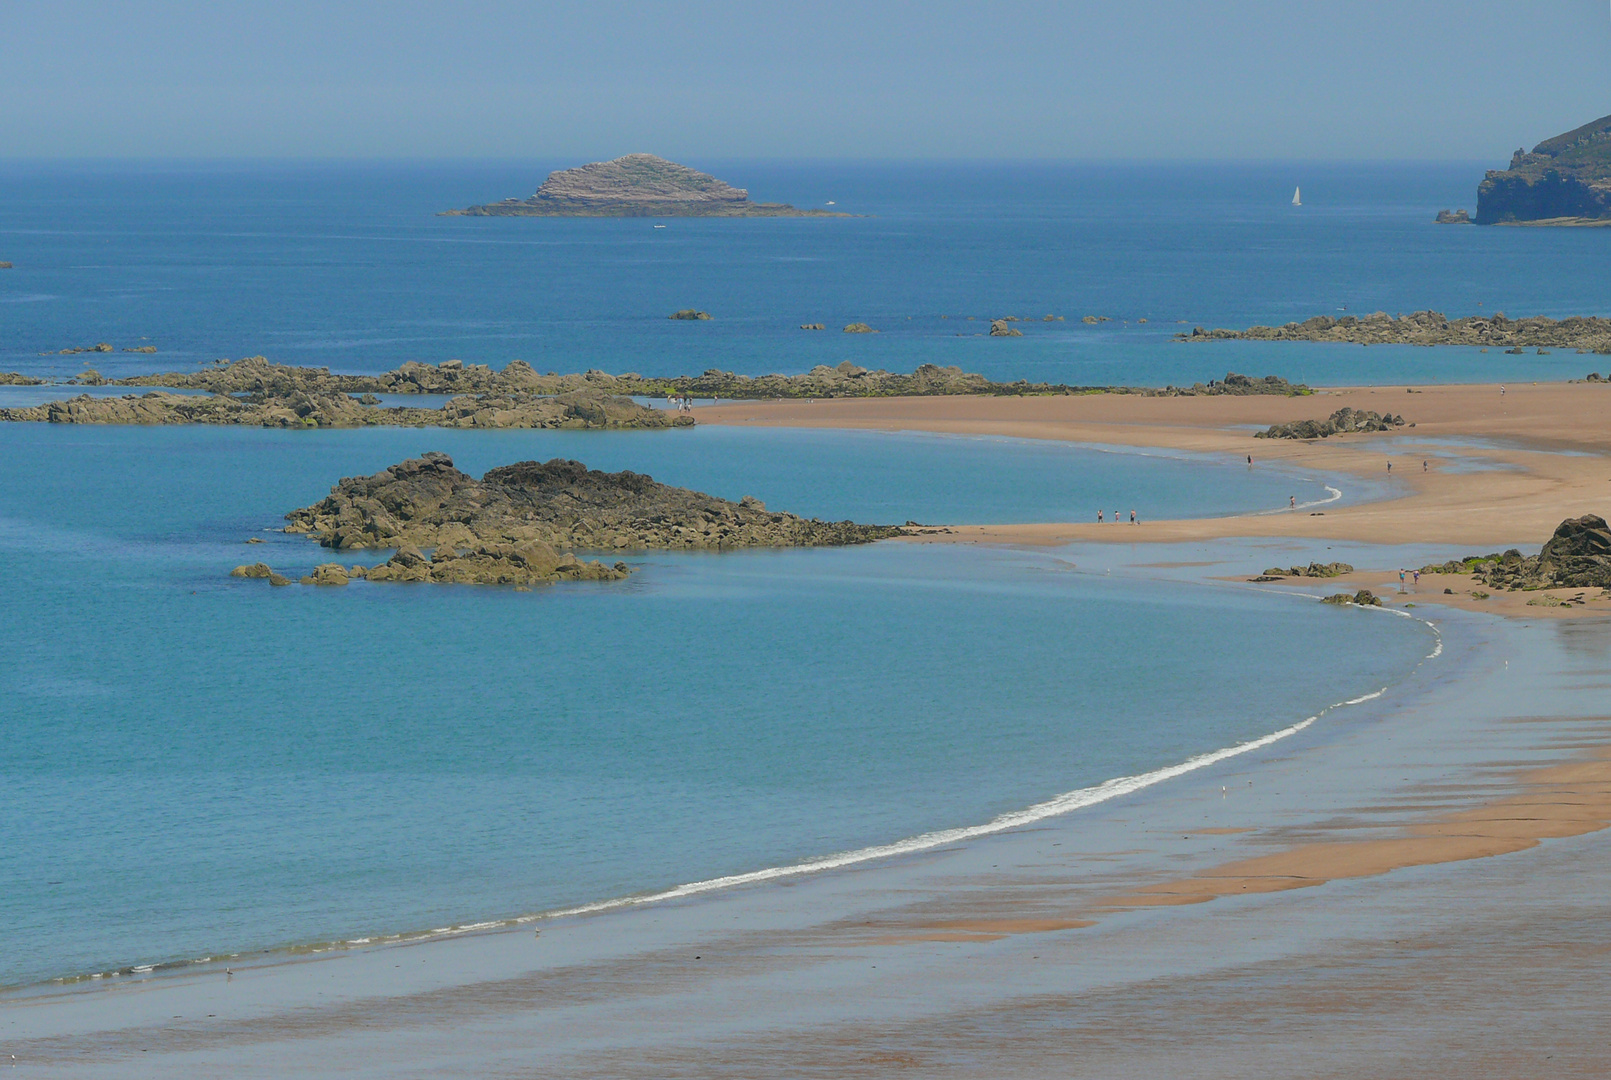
[1247,454,1252,466]
[1290,495,1296,508]
[1129,509,1136,524]
[1387,461,1392,473]
[1097,510,1103,523]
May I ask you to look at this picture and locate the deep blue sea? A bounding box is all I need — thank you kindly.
[0,160,1553,988]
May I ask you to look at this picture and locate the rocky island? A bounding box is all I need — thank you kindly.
[1255,407,1406,440]
[443,154,847,218]
[243,453,902,587]
[1474,114,1611,225]
[286,453,903,554]
[1181,310,1611,353]
[80,355,1312,401]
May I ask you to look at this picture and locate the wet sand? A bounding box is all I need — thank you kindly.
[6,384,1611,1076]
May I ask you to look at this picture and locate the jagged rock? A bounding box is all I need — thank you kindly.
[669,310,712,320]
[1256,408,1405,440]
[284,453,902,556]
[0,262,12,269]
[122,345,158,353]
[1082,315,1111,323]
[843,323,877,334]
[800,323,825,330]
[989,319,1023,337]
[1183,310,1611,353]
[231,562,292,586]
[0,387,685,431]
[443,154,850,218]
[0,372,45,385]
[1435,209,1472,224]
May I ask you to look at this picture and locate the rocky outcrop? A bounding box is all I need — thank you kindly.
[668,309,712,320]
[285,453,903,554]
[444,154,849,218]
[1321,590,1382,607]
[1255,408,1406,440]
[842,323,877,334]
[1182,310,1611,353]
[1476,115,1611,224]
[1435,209,1471,224]
[989,319,1023,337]
[0,372,45,385]
[1420,515,1611,590]
[0,388,690,430]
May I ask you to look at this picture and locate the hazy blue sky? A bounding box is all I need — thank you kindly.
[3,1,1608,160]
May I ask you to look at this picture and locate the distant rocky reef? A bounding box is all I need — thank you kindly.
[1475,114,1611,225]
[1181,310,1611,354]
[0,387,689,430]
[1420,515,1611,591]
[443,154,848,218]
[1255,407,1406,440]
[1434,209,1471,224]
[96,355,1312,400]
[0,372,45,386]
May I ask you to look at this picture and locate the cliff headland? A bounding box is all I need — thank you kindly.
[1181,310,1611,354]
[443,154,847,218]
[1475,114,1611,225]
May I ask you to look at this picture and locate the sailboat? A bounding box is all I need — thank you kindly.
[1292,186,1302,207]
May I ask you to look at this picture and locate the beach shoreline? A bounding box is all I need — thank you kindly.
[6,382,1610,1075]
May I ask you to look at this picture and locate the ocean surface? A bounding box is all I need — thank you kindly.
[2,160,1609,386]
[0,161,1537,990]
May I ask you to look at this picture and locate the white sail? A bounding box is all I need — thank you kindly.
[1292,186,1302,206]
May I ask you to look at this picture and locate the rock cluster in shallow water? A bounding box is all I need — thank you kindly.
[284,452,904,556]
[1255,408,1406,440]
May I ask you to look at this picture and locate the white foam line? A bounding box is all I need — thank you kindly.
[546,710,1348,920]
[1254,483,1342,516]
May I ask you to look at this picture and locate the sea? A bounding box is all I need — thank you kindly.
[0,159,1583,990]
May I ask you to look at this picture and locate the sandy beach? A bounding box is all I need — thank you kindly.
[705,380,1611,549]
[5,382,1610,1077]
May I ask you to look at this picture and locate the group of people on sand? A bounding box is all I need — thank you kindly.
[1096,509,1139,524]
[667,395,697,412]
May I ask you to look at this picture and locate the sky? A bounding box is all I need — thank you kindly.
[2,1,1609,160]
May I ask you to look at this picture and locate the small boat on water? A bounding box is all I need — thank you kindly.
[1292,186,1302,206]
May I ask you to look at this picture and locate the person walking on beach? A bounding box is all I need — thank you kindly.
[1129,509,1136,524]
[1423,460,1428,472]
[1413,569,1420,587]
[1097,510,1103,523]
[1387,461,1392,473]
[1247,454,1252,466]
[1290,495,1296,508]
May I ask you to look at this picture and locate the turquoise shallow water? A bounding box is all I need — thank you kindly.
[0,423,1431,988]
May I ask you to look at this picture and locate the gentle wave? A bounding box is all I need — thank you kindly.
[46,609,1445,991]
